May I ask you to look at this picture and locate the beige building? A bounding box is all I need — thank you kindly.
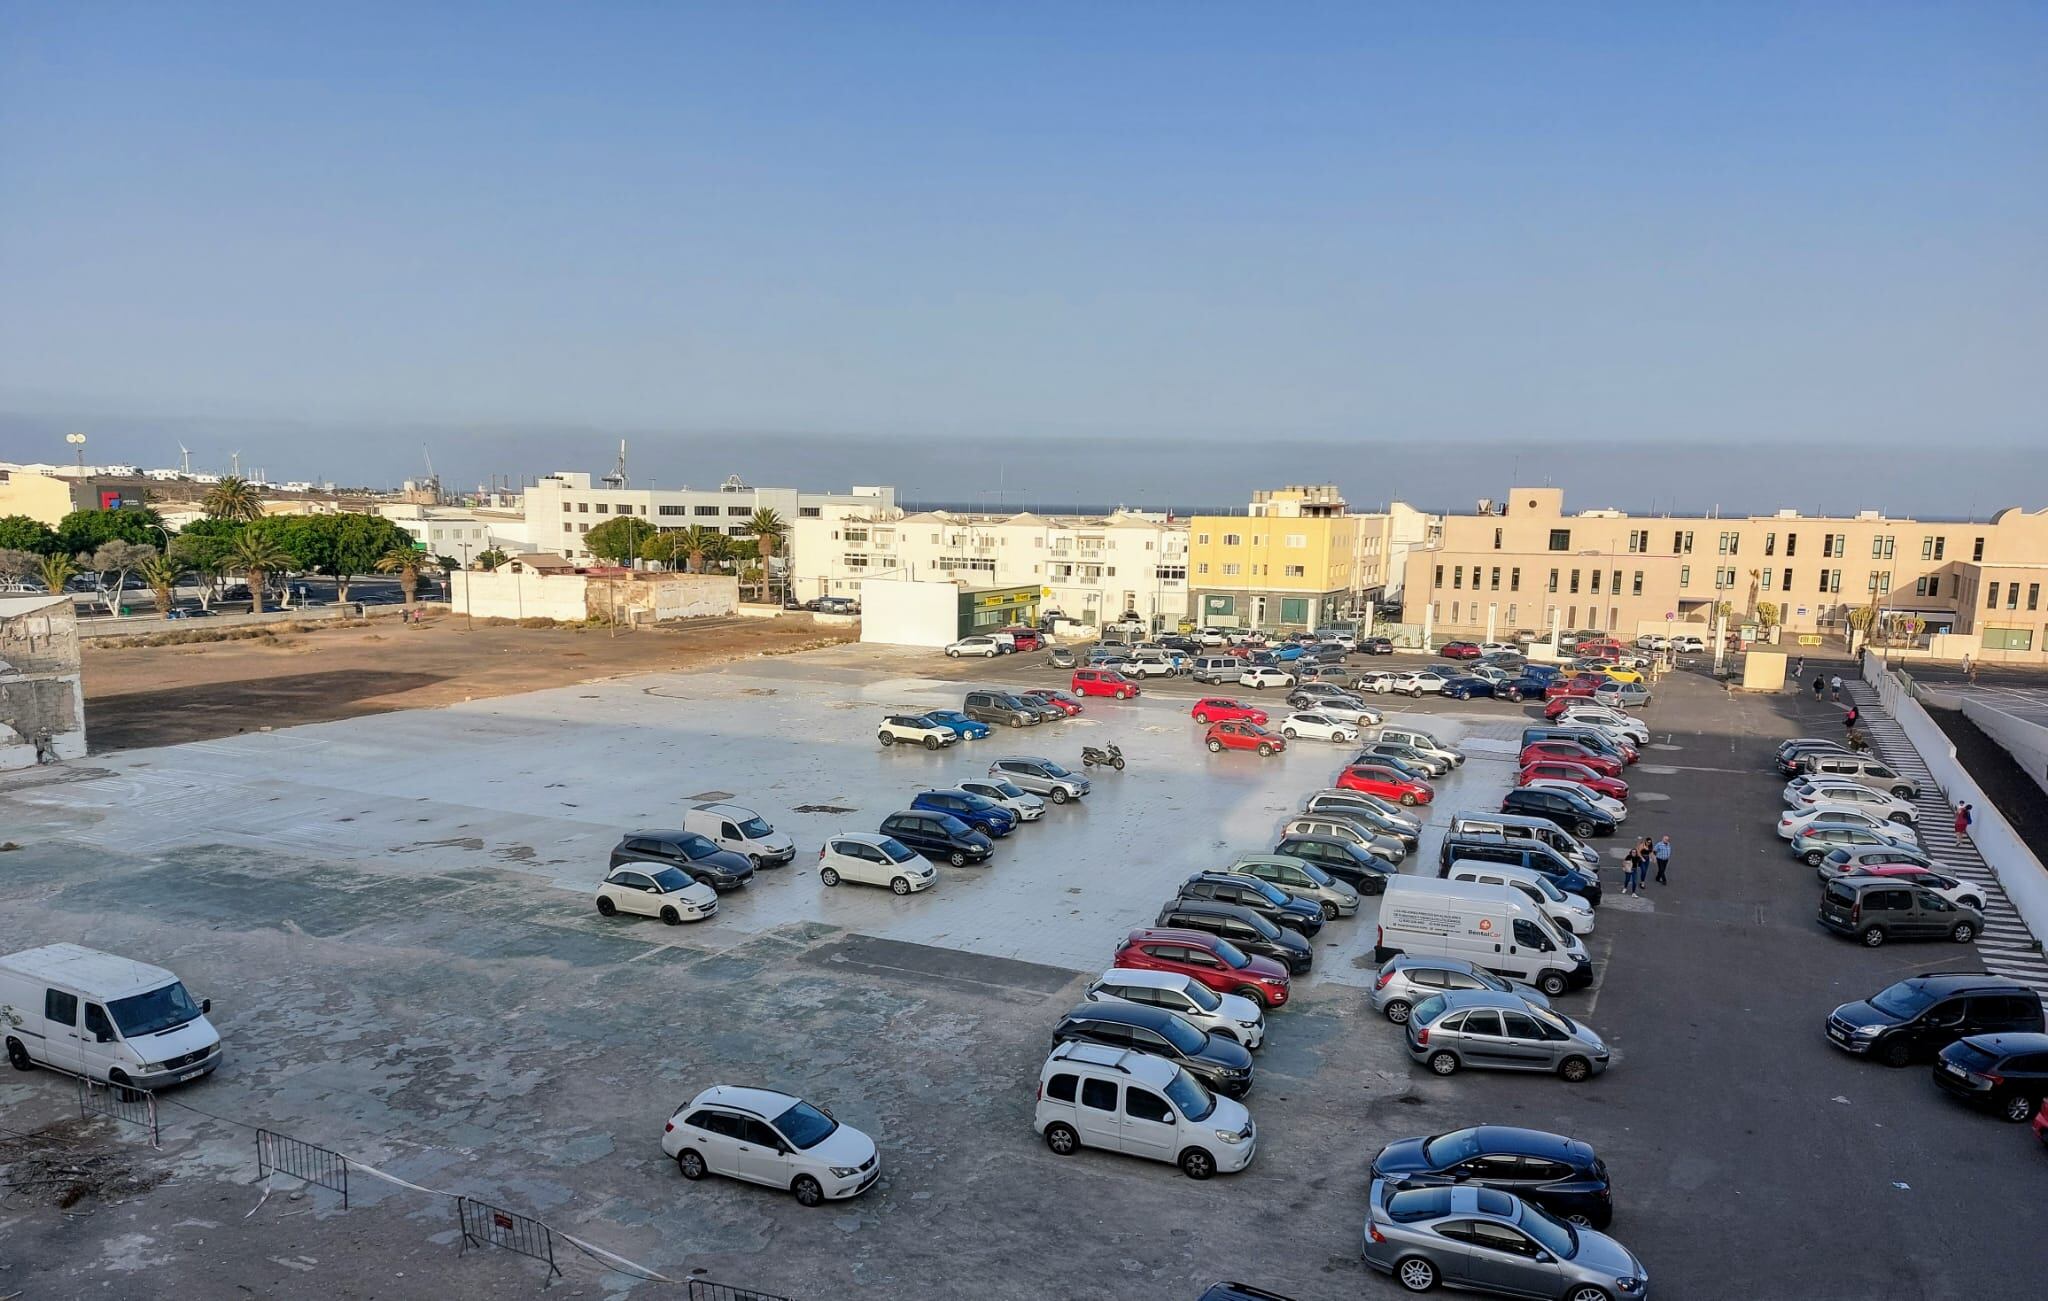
[1402,488,2048,650]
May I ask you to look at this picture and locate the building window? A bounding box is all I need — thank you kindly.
[1764,532,1776,556]
[1223,533,1242,546]
[1222,563,1241,577]
[1196,563,1209,575]
[1610,569,1621,595]
[695,505,718,515]
[1285,533,1307,548]
[2029,583,2040,611]
[1590,570,1601,595]
[1434,564,1444,588]
[1493,528,1503,550]
[1547,568,1559,593]
[562,522,573,533]
[1759,568,1772,591]
[1510,567,1521,592]
[1548,529,1571,552]
[1932,537,1944,560]
[1829,534,1845,558]
[1983,626,2036,651]
[1632,570,1644,596]
[1450,601,1460,623]
[799,506,820,518]
[1987,581,2000,609]
[1679,566,1690,588]
[1827,569,1842,593]
[1627,530,1646,554]
[659,504,684,516]
[1452,566,1463,589]
[1284,565,1305,578]
[1674,530,1693,554]
[1572,569,1585,594]
[578,523,589,533]
[1872,536,1893,559]
[1280,597,1309,624]
[1506,604,1517,623]
[1784,533,1797,557]
[1921,536,1934,560]
[1155,565,1186,581]
[2007,584,2020,610]
[577,502,588,513]
[1196,533,1210,545]
[1973,536,1985,562]
[1490,567,1501,591]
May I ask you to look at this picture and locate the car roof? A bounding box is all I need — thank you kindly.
[1124,926,1226,949]
[1044,1040,1177,1086]
[830,831,895,847]
[1462,1125,1588,1163]
[0,943,178,999]
[1897,972,2034,995]
[624,828,689,839]
[691,802,757,819]
[1098,967,1194,991]
[1433,989,1533,1012]
[1388,953,1479,975]
[686,1083,800,1118]
[1961,1032,2048,1055]
[1060,999,1174,1031]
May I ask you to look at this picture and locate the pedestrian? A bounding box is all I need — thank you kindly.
[1653,834,1672,885]
[1621,845,1641,897]
[1793,655,1805,679]
[1844,705,1859,730]
[1955,802,1973,841]
[1829,674,1843,702]
[1812,675,1826,701]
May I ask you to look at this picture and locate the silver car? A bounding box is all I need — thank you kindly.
[1084,967,1266,1050]
[1225,853,1360,919]
[1371,954,1552,1025]
[987,756,1090,803]
[1363,1180,1648,1301]
[957,776,1046,822]
[1788,823,1918,867]
[1405,990,1610,1082]
[1359,742,1451,778]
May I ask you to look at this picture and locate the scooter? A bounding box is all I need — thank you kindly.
[1080,743,1126,771]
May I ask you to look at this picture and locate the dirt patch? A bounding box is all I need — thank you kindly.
[0,1117,172,1209]
[81,615,853,752]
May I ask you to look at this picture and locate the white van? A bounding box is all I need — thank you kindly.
[1033,1041,1255,1179]
[1445,860,1597,936]
[0,944,222,1090]
[682,803,797,868]
[1448,811,1602,872]
[1372,877,1592,997]
[1374,726,1463,768]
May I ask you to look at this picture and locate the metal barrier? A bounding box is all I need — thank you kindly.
[257,1129,349,1207]
[457,1196,561,1281]
[688,1282,796,1301]
[76,1075,159,1147]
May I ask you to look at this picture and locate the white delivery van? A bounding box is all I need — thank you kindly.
[682,803,797,868]
[0,944,222,1089]
[1444,860,1597,937]
[1372,877,1592,997]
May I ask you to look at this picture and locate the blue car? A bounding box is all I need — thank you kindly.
[1442,675,1496,700]
[1272,644,1309,662]
[911,788,1018,837]
[923,709,991,741]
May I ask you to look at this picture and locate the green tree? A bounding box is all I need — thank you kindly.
[583,515,656,565]
[89,540,158,614]
[38,552,77,595]
[374,545,436,605]
[263,513,411,603]
[674,525,723,573]
[0,515,58,554]
[54,507,164,556]
[203,476,263,522]
[1713,600,1734,621]
[474,548,508,571]
[1755,601,1781,631]
[744,507,786,597]
[141,554,186,613]
[229,530,294,614]
[169,519,243,609]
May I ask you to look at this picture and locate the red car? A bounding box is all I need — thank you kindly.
[1001,626,1044,651]
[1438,641,1483,659]
[2032,1098,2048,1149]
[1518,742,1624,778]
[1577,640,1624,661]
[1070,668,1139,699]
[1206,720,1285,756]
[1115,927,1291,1009]
[1020,688,1083,717]
[1336,762,1435,806]
[1191,697,1267,726]
[1518,761,1629,802]
[1543,679,1602,709]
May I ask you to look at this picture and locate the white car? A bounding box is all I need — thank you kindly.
[1121,656,1184,679]
[595,865,719,924]
[958,776,1046,822]
[1844,867,1987,911]
[1477,642,1517,656]
[1778,805,1921,844]
[1556,705,1650,744]
[1315,698,1384,726]
[1673,635,1706,653]
[1238,666,1294,690]
[1786,781,1918,823]
[877,713,959,749]
[1634,634,1669,651]
[1034,1041,1255,1179]
[816,832,937,894]
[1392,669,1454,697]
[1352,669,1404,695]
[1085,968,1266,1050]
[1521,779,1627,823]
[663,1085,880,1205]
[1197,627,1230,646]
[1278,711,1359,744]
[944,636,1003,658]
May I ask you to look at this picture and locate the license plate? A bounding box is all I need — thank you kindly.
[1943,1060,1967,1077]
[178,1069,204,1082]
[1828,1027,1848,1043]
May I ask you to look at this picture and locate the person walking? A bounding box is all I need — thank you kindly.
[1829,674,1843,702]
[1955,802,1973,842]
[1843,705,1859,730]
[1812,675,1826,702]
[1621,844,1642,897]
[1792,655,1806,679]
[1653,834,1672,885]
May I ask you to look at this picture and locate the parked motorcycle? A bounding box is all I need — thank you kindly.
[1080,743,1126,771]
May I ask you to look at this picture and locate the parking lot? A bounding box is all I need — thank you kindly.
[1,641,2041,1299]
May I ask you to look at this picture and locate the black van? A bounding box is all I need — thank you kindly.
[1437,833,1602,906]
[1827,972,2045,1067]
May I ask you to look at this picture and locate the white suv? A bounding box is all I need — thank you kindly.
[1034,1042,1255,1179]
[1085,968,1266,1049]
[662,1085,881,1205]
[877,713,958,749]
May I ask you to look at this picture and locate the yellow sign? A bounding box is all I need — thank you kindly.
[1797,634,1823,646]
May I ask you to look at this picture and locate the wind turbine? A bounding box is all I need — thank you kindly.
[178,443,192,477]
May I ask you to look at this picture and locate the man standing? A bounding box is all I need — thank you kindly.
[1955,802,1973,842]
[1829,674,1843,702]
[1653,835,1672,885]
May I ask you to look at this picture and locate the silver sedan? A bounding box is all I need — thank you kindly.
[1363,1179,1648,1300]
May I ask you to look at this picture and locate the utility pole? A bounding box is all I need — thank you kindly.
[66,431,86,474]
[458,541,473,631]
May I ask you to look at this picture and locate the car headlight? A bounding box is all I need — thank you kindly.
[1214,1128,1247,1145]
[1852,1023,1883,1038]
[1616,1278,1644,1294]
[829,1165,862,1178]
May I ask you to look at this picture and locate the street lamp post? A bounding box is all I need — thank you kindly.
[65,432,87,476]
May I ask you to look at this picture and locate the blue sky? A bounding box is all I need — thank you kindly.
[2,2,2043,467]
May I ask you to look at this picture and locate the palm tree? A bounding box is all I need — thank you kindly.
[747,507,787,602]
[375,545,436,605]
[203,476,263,522]
[38,552,76,596]
[230,531,293,614]
[141,555,185,614]
[676,526,723,574]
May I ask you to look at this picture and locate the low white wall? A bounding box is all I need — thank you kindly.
[453,571,588,622]
[1962,699,2048,802]
[1864,656,2048,946]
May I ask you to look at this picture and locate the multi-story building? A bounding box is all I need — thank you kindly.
[789,507,1190,630]
[1187,486,1360,632]
[1401,487,2048,652]
[1348,501,1440,610]
[376,504,532,561]
[522,472,896,565]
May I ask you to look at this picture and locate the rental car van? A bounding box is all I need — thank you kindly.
[1372,878,1592,997]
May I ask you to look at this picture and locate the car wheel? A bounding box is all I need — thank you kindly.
[946,648,959,657]
[1428,1050,1459,1076]
[1558,1055,1593,1083]
[1321,900,1340,920]
[596,896,617,916]
[1193,711,1210,724]
[1537,971,1570,997]
[1118,689,1132,700]
[1409,687,1422,697]
[887,876,914,897]
[819,866,840,886]
[1282,727,1298,739]
[1010,715,1025,727]
[1888,811,1913,824]
[1878,1036,1911,1068]
[1051,788,1070,804]
[791,1175,824,1207]
[1575,820,1596,838]
[1177,1147,1215,1180]
[1860,925,1886,947]
[677,1149,707,1180]
[1207,739,1223,752]
[1564,1287,1613,1301]
[109,1069,141,1103]
[1805,850,1825,866]
[1565,1211,1593,1227]
[1234,985,1270,1009]
[1045,1123,1079,1156]
[1384,999,1412,1024]
[2001,1093,2039,1123]
[1951,921,1976,943]
[5,1038,30,1071]
[1400,792,1418,806]
[1394,1256,1440,1293]
[1961,896,1984,911]
[1257,742,1274,756]
[947,850,968,867]
[660,906,681,925]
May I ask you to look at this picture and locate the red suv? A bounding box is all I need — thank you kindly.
[1206,720,1284,755]
[1070,668,1139,700]
[1517,761,1629,801]
[1518,742,1624,778]
[1001,626,1044,651]
[1190,697,1267,726]
[1336,763,1434,806]
[1114,927,1291,1009]
[1438,641,1483,659]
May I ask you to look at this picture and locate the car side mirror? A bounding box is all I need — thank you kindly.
[646,885,662,893]
[1533,1251,1554,1264]
[201,999,212,1014]
[96,1029,116,1043]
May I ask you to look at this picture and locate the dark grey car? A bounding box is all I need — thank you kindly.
[1050,1001,1255,1097]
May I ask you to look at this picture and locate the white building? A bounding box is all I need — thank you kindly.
[1,594,85,771]
[791,507,1192,630]
[1352,501,1440,606]
[521,471,896,566]
[377,503,533,561]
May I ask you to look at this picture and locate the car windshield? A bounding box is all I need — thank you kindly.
[1164,1068,1216,1122]
[877,838,917,863]
[1210,939,1250,969]
[1531,1005,1578,1037]
[934,813,974,836]
[1159,1015,1209,1053]
[772,1100,839,1150]
[676,833,721,858]
[1518,1199,1579,1259]
[736,816,773,838]
[1421,1127,1484,1165]
[650,867,695,893]
[985,779,1026,798]
[1870,980,1940,1018]
[1243,879,1288,905]
[1527,874,1567,902]
[1472,969,1513,993]
[1040,762,1074,778]
[1181,981,1221,1012]
[107,981,204,1039]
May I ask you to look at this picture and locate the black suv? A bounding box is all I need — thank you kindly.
[610,831,754,891]
[1368,1124,1613,1229]
[1934,1033,2048,1122]
[1153,899,1313,974]
[1826,972,2046,1067]
[1177,873,1324,938]
[1050,1002,1255,1098]
[1500,786,1617,839]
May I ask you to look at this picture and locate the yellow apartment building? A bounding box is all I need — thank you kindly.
[1188,486,1360,631]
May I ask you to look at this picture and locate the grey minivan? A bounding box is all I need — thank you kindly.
[1405,990,1610,1082]
[963,690,1042,728]
[1819,877,1981,946]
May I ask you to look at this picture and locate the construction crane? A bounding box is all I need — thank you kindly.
[601,439,629,489]
[420,448,442,502]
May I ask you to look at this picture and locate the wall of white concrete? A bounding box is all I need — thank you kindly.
[857,578,960,647]
[453,570,590,622]
[1961,699,2048,802]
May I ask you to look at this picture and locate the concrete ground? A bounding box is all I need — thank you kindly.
[0,643,2041,1299]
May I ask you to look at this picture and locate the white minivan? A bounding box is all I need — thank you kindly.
[1034,1041,1255,1180]
[1444,860,1597,937]
[1372,877,1593,997]
[0,944,222,1090]
[683,803,797,868]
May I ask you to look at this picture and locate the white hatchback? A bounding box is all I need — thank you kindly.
[1556,705,1651,745]
[1278,711,1359,744]
[595,865,719,924]
[663,1085,880,1205]
[1238,666,1294,690]
[958,777,1046,822]
[817,833,937,894]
